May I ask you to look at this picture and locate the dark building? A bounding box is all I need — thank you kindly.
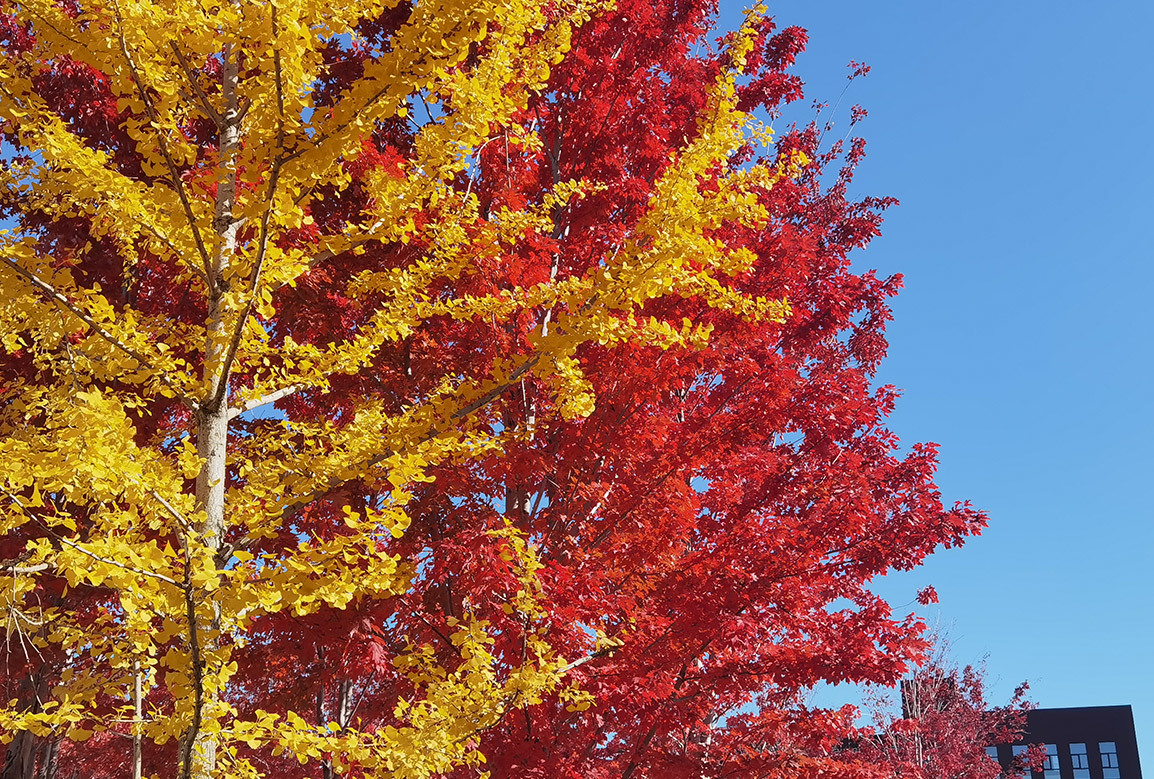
[987,706,1143,779]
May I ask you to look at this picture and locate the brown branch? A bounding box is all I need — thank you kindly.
[0,254,198,410]
[110,0,214,280]
[169,42,224,127]
[556,650,610,675]
[274,353,543,522]
[177,553,206,779]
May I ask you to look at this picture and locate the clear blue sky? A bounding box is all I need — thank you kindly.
[719,0,1154,762]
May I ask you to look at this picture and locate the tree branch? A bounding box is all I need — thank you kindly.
[207,154,284,413]
[0,254,199,410]
[55,533,179,586]
[273,353,542,522]
[178,552,206,779]
[138,482,196,535]
[110,0,215,281]
[1,488,180,587]
[228,383,302,420]
[0,561,51,575]
[271,223,387,292]
[169,42,224,127]
[208,4,292,414]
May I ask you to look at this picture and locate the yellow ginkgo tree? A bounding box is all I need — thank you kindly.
[0,0,802,776]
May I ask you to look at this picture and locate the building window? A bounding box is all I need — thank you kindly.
[1100,741,1120,779]
[986,746,1000,761]
[1013,745,1032,778]
[1070,743,1091,779]
[1042,744,1060,779]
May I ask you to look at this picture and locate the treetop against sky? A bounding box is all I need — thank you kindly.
[0,1,1008,777]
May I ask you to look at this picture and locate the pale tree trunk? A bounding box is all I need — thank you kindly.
[132,660,143,779]
[183,36,241,779]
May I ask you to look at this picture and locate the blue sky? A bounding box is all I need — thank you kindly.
[716,0,1154,761]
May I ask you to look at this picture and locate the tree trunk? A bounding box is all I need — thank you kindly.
[183,34,241,779]
[132,661,143,779]
[3,672,48,779]
[1,731,36,779]
[33,738,57,779]
[320,679,353,779]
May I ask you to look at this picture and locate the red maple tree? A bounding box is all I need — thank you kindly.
[0,1,989,777]
[857,640,1037,779]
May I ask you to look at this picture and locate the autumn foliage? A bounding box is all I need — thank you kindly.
[0,0,987,777]
[858,643,1036,779]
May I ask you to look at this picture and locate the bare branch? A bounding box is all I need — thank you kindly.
[0,562,51,575]
[228,383,302,420]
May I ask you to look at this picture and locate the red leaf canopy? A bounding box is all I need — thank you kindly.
[0,1,986,777]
